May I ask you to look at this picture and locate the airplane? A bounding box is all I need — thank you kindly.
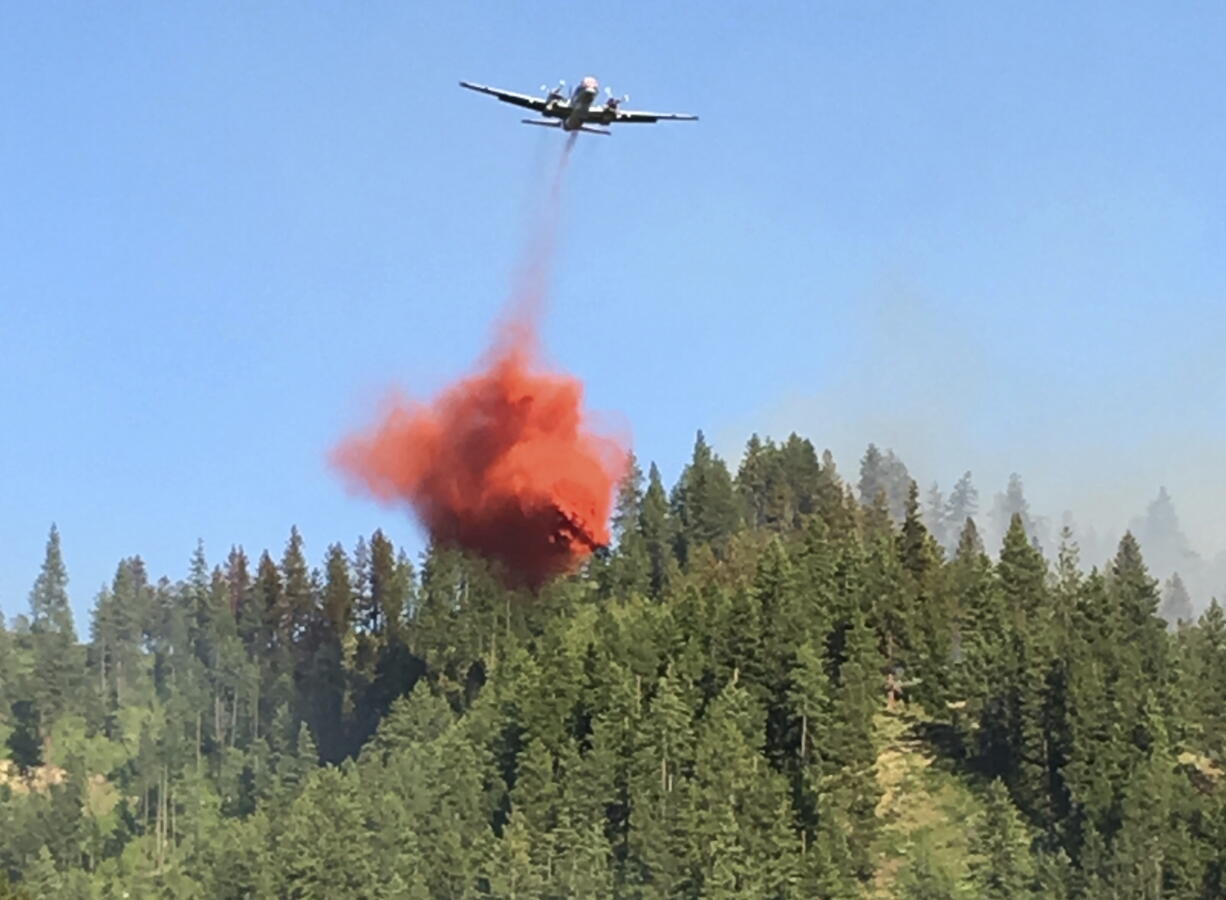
[458,75,698,135]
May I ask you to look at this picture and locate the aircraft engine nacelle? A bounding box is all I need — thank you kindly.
[541,81,566,110]
[599,90,629,124]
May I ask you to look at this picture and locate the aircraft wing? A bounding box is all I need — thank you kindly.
[594,107,699,124]
[459,81,551,113]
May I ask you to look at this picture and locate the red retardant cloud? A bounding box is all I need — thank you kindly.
[332,319,626,588]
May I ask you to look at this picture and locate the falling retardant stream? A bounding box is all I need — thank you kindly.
[332,135,626,588]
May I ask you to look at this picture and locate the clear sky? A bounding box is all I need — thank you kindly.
[3,2,1224,624]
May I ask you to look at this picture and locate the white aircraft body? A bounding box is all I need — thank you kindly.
[459,75,698,135]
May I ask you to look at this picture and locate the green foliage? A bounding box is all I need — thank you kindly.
[968,779,1036,897]
[28,525,75,640]
[671,430,740,564]
[1,436,1224,896]
[897,833,959,899]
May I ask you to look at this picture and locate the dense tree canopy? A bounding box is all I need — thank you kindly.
[2,435,1224,897]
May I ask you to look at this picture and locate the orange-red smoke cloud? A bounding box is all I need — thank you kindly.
[333,139,624,587]
[332,321,626,587]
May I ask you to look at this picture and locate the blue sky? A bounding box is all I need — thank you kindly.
[2,2,1224,623]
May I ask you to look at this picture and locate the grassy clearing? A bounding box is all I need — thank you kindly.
[866,705,984,898]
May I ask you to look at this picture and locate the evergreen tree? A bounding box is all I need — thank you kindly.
[607,453,652,598]
[857,444,910,522]
[992,473,1040,551]
[897,834,959,899]
[278,766,383,898]
[25,526,84,748]
[671,431,739,564]
[28,525,74,640]
[779,433,824,523]
[91,557,152,713]
[923,481,948,554]
[2,429,1224,896]
[639,462,677,597]
[1161,572,1193,625]
[1110,533,1168,692]
[279,526,314,648]
[1129,486,1196,579]
[737,433,774,529]
[829,608,883,879]
[19,847,61,898]
[945,471,979,552]
[858,443,887,510]
[1190,598,1226,758]
[968,779,1036,897]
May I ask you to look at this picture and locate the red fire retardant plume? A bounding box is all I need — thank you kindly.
[332,319,626,588]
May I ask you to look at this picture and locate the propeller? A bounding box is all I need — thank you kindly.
[604,87,629,108]
[542,79,566,99]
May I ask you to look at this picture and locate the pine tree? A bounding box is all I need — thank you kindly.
[367,529,412,639]
[829,608,883,879]
[195,811,274,898]
[29,525,75,640]
[608,453,652,598]
[1190,598,1226,758]
[1129,486,1195,579]
[880,450,912,522]
[897,834,959,899]
[751,538,801,762]
[639,462,677,598]
[1110,533,1168,696]
[858,444,887,510]
[186,539,211,661]
[321,542,354,637]
[20,846,62,898]
[996,514,1058,822]
[855,445,912,522]
[1112,691,1177,897]
[998,513,1047,624]
[26,525,84,748]
[814,448,849,531]
[899,481,952,710]
[91,557,152,712]
[279,526,314,649]
[737,433,773,529]
[865,532,910,673]
[923,481,949,554]
[788,635,833,853]
[968,779,1036,897]
[628,666,696,894]
[552,739,615,895]
[672,431,739,564]
[947,518,997,755]
[779,433,824,524]
[1160,572,1193,626]
[945,472,979,549]
[278,766,381,898]
[992,473,1040,550]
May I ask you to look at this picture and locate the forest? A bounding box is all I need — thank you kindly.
[1,432,1224,898]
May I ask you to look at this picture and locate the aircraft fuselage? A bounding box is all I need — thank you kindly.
[561,76,600,131]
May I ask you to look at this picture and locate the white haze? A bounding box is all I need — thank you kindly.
[721,280,1226,613]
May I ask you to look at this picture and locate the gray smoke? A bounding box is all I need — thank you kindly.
[723,282,1226,615]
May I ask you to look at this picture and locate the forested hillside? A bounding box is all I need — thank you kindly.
[2,432,1225,898]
